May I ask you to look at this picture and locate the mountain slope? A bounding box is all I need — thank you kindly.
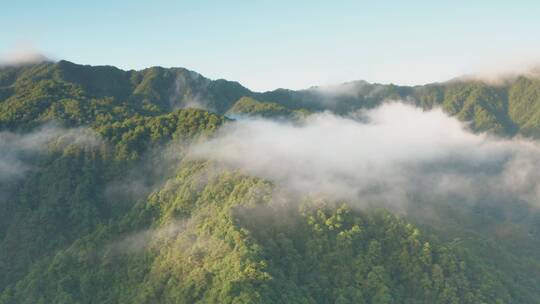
[0,157,513,303]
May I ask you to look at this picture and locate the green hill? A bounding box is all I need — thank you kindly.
[226,96,309,119]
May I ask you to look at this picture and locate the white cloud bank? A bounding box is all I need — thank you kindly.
[191,102,540,209]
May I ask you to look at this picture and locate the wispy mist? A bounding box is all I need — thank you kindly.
[0,43,49,66]
[108,219,191,254]
[0,124,101,182]
[457,58,540,85]
[104,140,191,205]
[169,72,212,111]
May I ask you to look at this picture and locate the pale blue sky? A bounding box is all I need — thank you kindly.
[1,0,540,91]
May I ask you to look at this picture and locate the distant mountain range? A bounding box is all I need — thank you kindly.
[2,60,540,136]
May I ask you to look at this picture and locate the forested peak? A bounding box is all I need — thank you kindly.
[138,65,204,79]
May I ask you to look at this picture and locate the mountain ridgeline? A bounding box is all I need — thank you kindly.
[1,60,540,303]
[2,60,540,136]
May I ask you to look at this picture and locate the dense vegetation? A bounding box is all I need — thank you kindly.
[1,60,540,303]
[0,155,515,303]
[2,60,540,136]
[226,96,308,119]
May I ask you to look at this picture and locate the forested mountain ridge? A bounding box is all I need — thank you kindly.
[257,78,540,136]
[0,60,249,130]
[1,60,540,303]
[2,60,540,137]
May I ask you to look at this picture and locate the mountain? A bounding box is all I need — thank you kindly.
[226,96,309,119]
[1,60,540,303]
[257,79,540,137]
[0,60,249,130]
[3,60,540,136]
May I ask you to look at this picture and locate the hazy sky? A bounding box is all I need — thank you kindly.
[2,0,540,91]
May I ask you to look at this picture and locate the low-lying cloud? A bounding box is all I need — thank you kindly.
[191,102,540,210]
[0,124,101,182]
